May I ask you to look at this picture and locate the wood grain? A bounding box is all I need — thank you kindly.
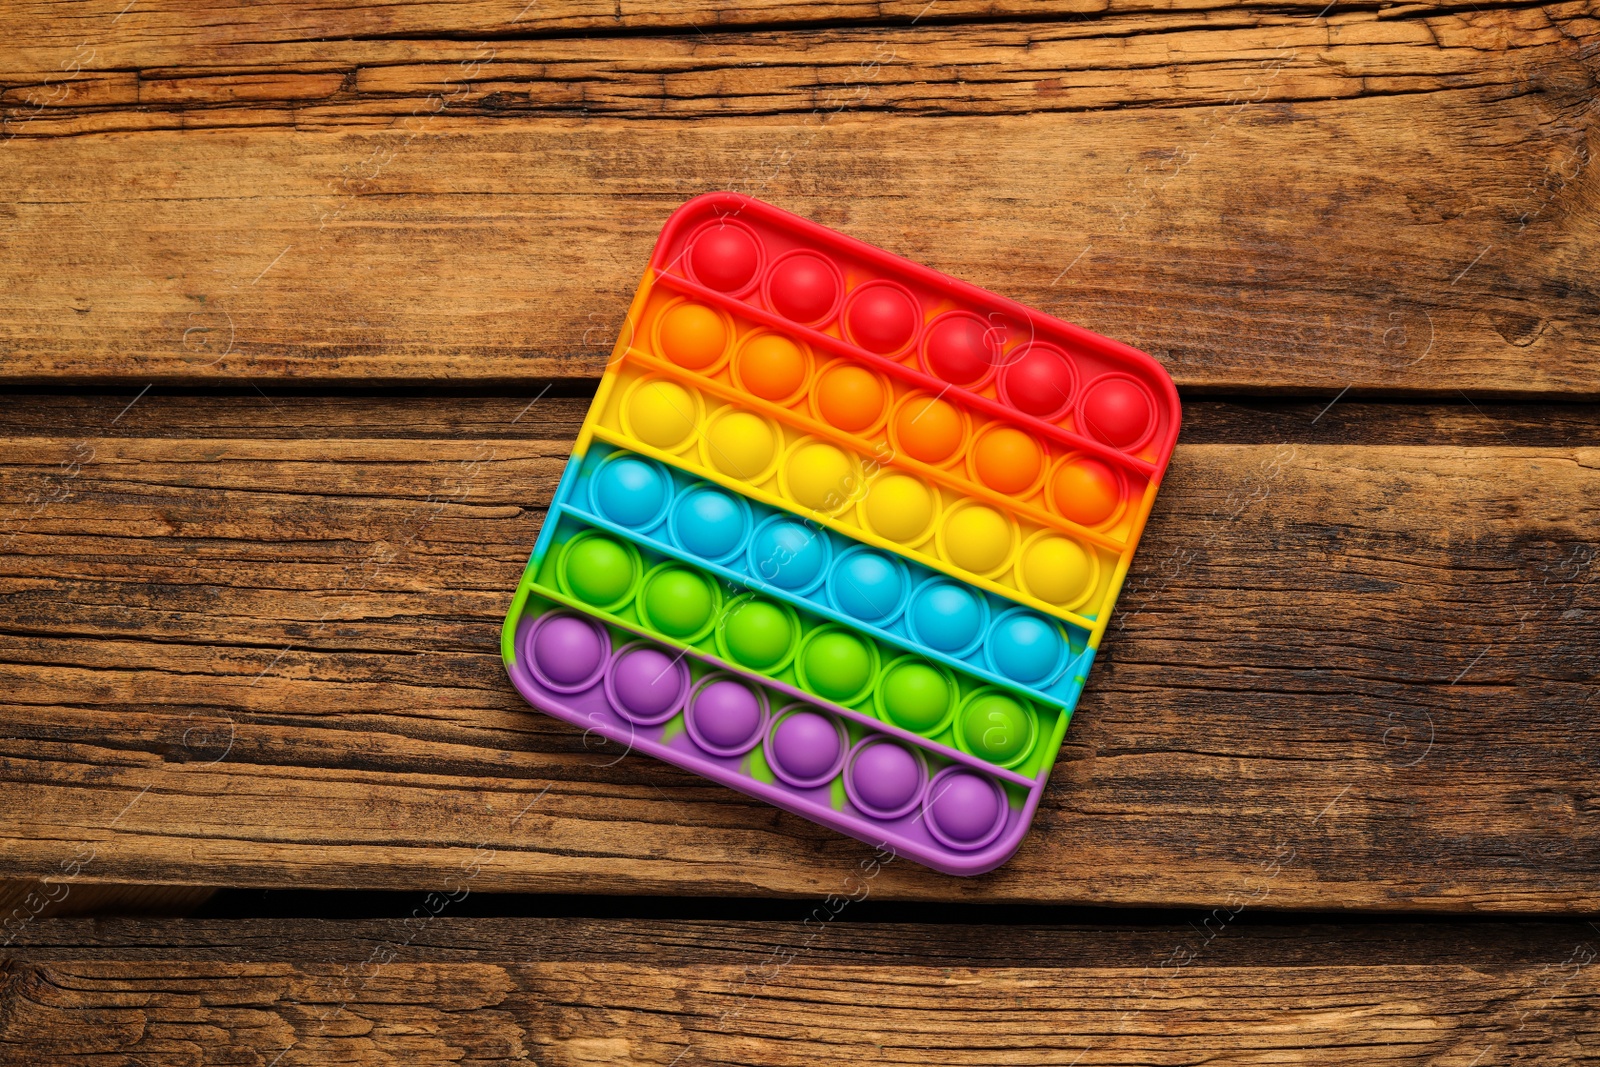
[0,0,1567,75]
[0,396,1595,908]
[1,3,1596,392]
[3,918,1597,1064]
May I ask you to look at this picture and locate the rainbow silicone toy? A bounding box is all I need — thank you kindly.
[502,192,1180,876]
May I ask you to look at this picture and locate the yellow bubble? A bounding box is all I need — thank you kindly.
[943,505,1013,575]
[785,441,857,513]
[625,379,697,451]
[706,410,776,482]
[1022,535,1092,605]
[863,474,934,543]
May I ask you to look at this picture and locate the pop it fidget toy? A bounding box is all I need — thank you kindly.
[503,193,1180,875]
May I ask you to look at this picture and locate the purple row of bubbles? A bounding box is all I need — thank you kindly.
[766,708,1006,850]
[527,612,767,749]
[525,609,1009,851]
[526,613,693,726]
[528,611,830,773]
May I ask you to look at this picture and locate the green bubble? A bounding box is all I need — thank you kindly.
[801,630,873,703]
[880,661,951,732]
[643,567,715,637]
[564,536,636,607]
[723,599,793,669]
[960,693,1033,763]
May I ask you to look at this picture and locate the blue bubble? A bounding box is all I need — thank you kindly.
[747,518,829,591]
[908,581,985,654]
[670,487,748,561]
[592,456,667,528]
[988,611,1063,684]
[828,550,906,624]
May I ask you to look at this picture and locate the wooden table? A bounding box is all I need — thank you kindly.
[2,0,1598,1061]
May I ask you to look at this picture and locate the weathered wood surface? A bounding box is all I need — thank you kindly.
[1,395,1595,909]
[2,0,1563,61]
[3,918,1597,1064]
[2,3,1596,392]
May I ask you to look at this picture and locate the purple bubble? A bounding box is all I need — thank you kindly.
[530,614,606,689]
[689,679,764,753]
[769,711,842,784]
[608,646,687,724]
[928,772,1001,843]
[849,741,923,816]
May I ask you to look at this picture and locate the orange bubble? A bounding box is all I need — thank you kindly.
[658,303,727,370]
[816,365,885,433]
[1052,458,1122,527]
[736,334,807,402]
[894,396,964,465]
[973,427,1042,495]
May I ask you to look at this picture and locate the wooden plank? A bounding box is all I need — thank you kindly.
[0,0,1547,74]
[0,396,1595,908]
[2,918,1597,1064]
[1,5,1596,393]
[8,7,1586,112]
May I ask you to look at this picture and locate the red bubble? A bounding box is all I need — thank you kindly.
[689,224,760,292]
[768,253,840,324]
[846,283,918,354]
[1001,345,1077,418]
[925,315,998,386]
[1080,377,1154,448]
